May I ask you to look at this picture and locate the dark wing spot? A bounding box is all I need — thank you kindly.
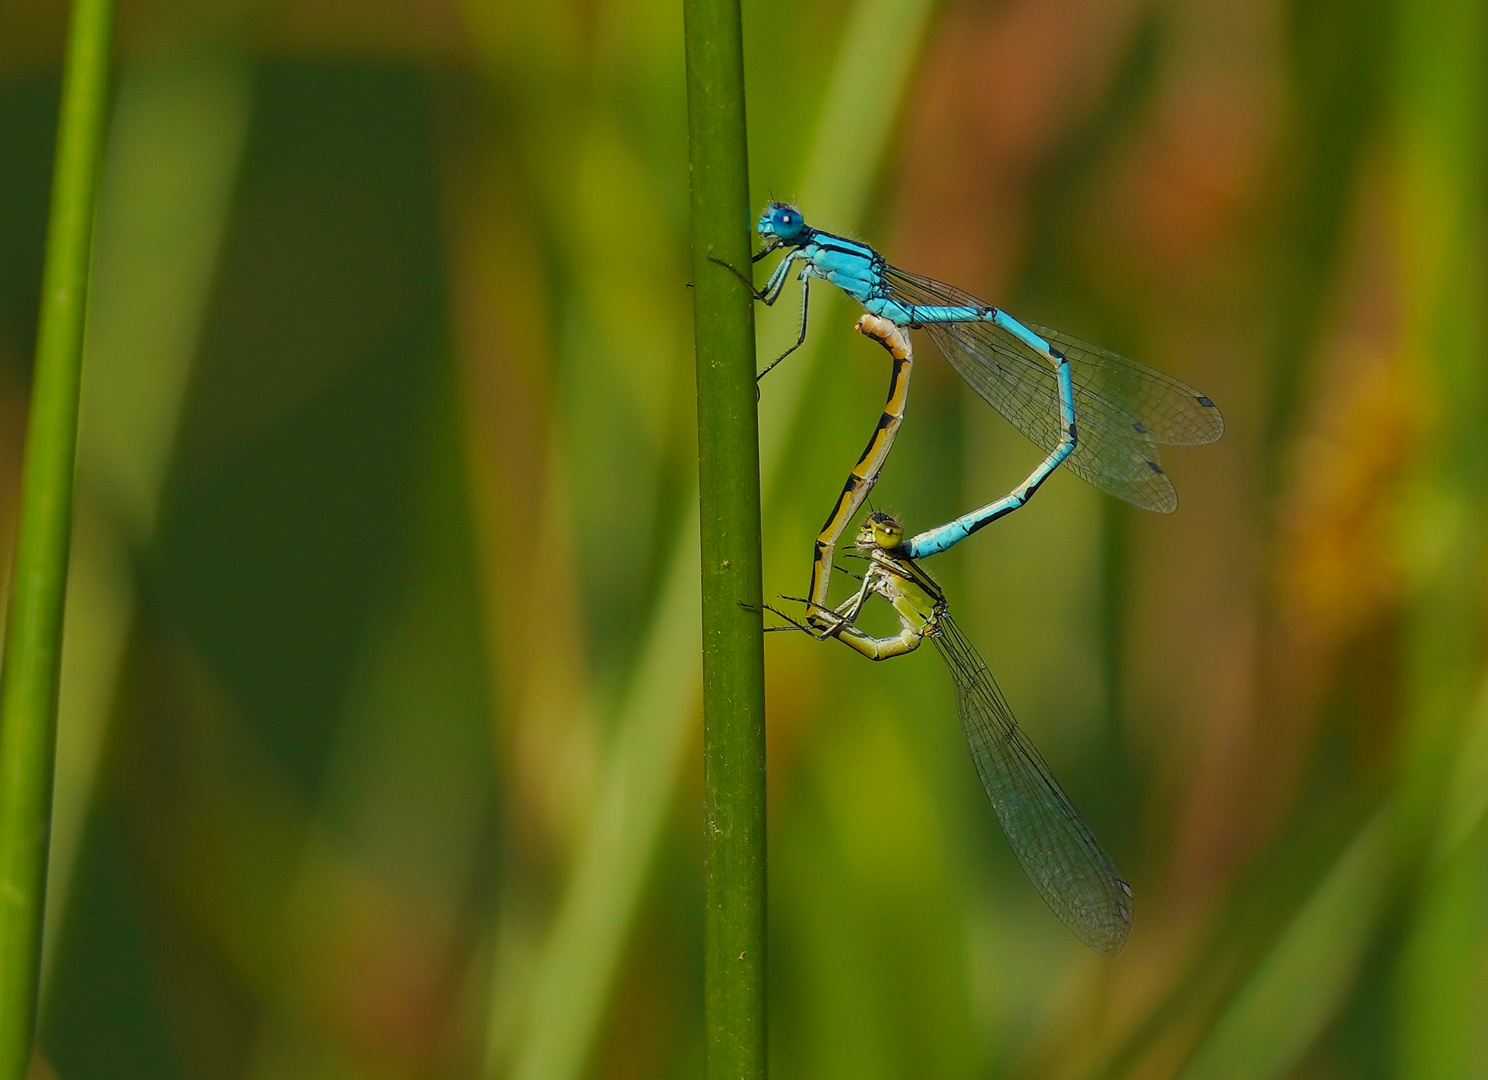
[1197,396,1215,408]
[1133,422,1148,434]
[1147,460,1164,474]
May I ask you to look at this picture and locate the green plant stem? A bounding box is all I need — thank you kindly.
[682,0,766,1076]
[499,3,930,1076]
[0,0,114,1072]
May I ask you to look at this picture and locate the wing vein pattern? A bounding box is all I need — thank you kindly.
[931,614,1133,956]
[884,267,1224,513]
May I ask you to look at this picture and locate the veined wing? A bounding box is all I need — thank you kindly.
[1023,321,1224,446]
[931,614,1133,956]
[883,266,1222,513]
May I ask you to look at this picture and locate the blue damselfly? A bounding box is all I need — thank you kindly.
[748,204,1223,545]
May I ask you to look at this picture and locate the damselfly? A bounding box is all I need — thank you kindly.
[746,203,1224,530]
[817,317,1072,600]
[793,510,1134,956]
[808,315,914,619]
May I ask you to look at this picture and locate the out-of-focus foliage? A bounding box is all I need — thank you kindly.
[0,0,1483,1076]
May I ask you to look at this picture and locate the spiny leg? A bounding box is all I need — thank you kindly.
[755,277,812,381]
[708,253,769,301]
[709,244,799,301]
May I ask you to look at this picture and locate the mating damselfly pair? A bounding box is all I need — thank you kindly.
[742,205,1224,956]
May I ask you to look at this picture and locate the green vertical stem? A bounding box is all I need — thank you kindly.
[0,0,114,1073]
[1394,0,1487,1074]
[683,0,766,1077]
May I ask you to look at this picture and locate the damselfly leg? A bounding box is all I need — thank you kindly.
[751,202,1224,521]
[803,511,1135,956]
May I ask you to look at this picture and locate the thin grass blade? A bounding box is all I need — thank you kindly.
[0,0,115,1074]
[1178,809,1395,1080]
[497,0,936,1074]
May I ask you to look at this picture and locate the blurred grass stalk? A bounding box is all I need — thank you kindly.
[497,0,932,1077]
[1177,809,1397,1080]
[1180,1,1486,1076]
[43,48,252,992]
[0,0,115,1075]
[1393,0,1486,1075]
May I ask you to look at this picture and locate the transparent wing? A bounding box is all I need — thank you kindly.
[932,615,1133,956]
[883,266,1223,513]
[1021,321,1224,446]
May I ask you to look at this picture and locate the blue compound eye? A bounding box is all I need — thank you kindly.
[771,206,802,237]
[759,202,806,241]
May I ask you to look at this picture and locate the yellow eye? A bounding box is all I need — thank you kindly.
[860,511,904,548]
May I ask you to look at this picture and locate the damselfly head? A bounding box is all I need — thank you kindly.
[757,202,808,247]
[856,510,904,551]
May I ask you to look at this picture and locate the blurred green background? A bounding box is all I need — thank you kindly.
[0,0,1485,1076]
